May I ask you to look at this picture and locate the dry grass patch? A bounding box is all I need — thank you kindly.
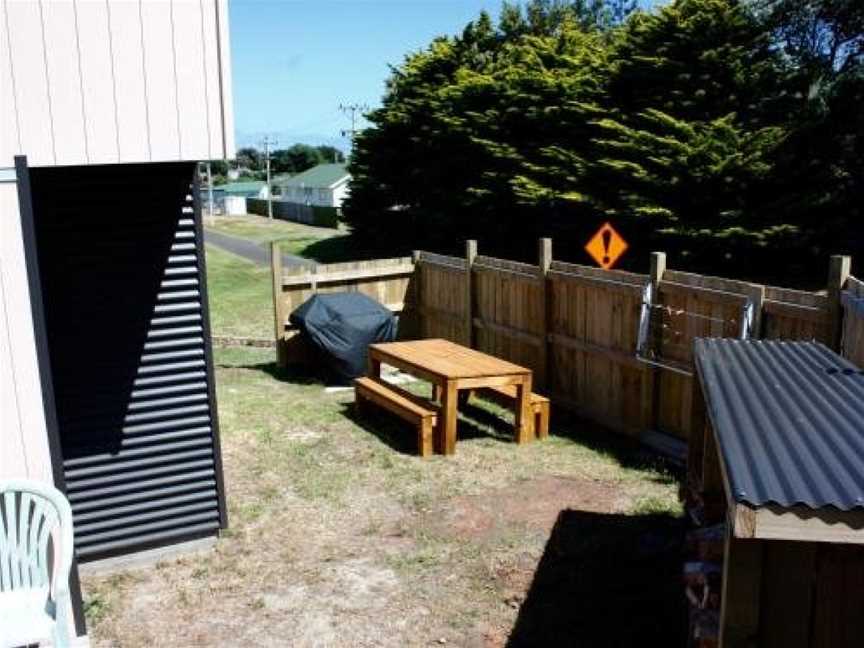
[83,347,684,647]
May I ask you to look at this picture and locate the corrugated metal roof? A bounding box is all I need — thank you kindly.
[694,339,864,512]
[214,181,265,195]
[276,164,349,189]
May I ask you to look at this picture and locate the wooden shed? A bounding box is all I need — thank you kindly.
[689,339,864,647]
[1,1,234,641]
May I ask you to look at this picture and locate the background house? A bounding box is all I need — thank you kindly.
[206,180,267,215]
[216,180,269,199]
[274,163,350,209]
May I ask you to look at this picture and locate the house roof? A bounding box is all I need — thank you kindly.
[276,164,350,189]
[694,338,864,512]
[215,181,265,195]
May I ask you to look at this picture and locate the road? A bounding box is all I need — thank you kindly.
[203,229,316,269]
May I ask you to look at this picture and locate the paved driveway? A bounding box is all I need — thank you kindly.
[204,229,316,269]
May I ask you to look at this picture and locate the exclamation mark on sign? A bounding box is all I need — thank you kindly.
[602,227,612,266]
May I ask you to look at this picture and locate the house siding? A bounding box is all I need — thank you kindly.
[0,0,235,167]
[0,174,53,483]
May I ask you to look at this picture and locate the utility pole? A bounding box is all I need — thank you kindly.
[260,135,277,219]
[339,102,368,155]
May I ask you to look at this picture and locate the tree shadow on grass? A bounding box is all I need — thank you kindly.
[299,233,388,264]
[544,406,684,484]
[507,509,686,648]
[213,358,323,386]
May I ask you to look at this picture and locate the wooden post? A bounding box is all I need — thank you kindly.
[270,242,286,367]
[412,250,422,339]
[719,530,763,647]
[465,240,477,348]
[640,252,666,431]
[828,255,851,352]
[537,238,553,391]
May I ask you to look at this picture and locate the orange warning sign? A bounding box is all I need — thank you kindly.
[585,222,628,269]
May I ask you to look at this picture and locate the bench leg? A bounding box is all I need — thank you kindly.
[355,393,367,417]
[514,377,534,444]
[535,402,550,440]
[418,419,434,458]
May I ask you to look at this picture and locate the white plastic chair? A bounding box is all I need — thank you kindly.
[0,479,74,648]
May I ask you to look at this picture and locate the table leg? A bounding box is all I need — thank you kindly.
[440,380,458,455]
[368,353,382,378]
[514,374,534,444]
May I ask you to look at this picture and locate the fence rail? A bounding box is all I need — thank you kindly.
[270,238,862,447]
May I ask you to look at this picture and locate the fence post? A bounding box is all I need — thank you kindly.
[828,255,851,352]
[412,250,422,339]
[270,242,286,367]
[641,251,666,431]
[465,240,477,347]
[537,238,553,391]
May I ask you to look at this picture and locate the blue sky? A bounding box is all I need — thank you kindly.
[228,1,659,151]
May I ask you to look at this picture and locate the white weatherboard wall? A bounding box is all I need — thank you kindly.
[0,174,52,483]
[0,0,235,167]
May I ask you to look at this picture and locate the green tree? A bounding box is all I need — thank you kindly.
[315,145,345,163]
[235,147,261,171]
[345,0,861,282]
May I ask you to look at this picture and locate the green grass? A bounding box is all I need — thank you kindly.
[82,223,686,646]
[206,214,368,263]
[204,246,273,339]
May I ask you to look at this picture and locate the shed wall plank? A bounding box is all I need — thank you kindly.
[0,1,21,156]
[4,0,54,164]
[140,0,180,160]
[201,0,222,159]
[215,0,234,157]
[172,0,210,160]
[76,0,120,164]
[0,180,52,483]
[40,0,88,165]
[108,0,151,162]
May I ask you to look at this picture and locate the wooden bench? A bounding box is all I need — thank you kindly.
[472,385,550,440]
[354,377,437,457]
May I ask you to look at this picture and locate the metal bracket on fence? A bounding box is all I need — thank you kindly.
[635,279,694,377]
[840,290,864,356]
[841,290,864,316]
[636,280,653,358]
[739,297,755,340]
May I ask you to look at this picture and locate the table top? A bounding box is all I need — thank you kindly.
[369,338,530,380]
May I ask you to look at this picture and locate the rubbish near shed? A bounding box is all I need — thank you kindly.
[289,293,397,383]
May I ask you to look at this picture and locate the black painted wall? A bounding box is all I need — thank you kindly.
[28,162,227,561]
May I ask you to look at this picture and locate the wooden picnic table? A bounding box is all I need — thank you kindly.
[367,338,534,454]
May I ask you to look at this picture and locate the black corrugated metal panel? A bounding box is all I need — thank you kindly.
[29,162,226,561]
[694,338,864,511]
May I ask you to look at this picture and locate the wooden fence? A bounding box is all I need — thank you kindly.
[271,243,417,365]
[271,238,862,447]
[843,275,864,366]
[413,241,861,446]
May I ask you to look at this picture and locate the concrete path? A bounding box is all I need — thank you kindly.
[204,229,316,269]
